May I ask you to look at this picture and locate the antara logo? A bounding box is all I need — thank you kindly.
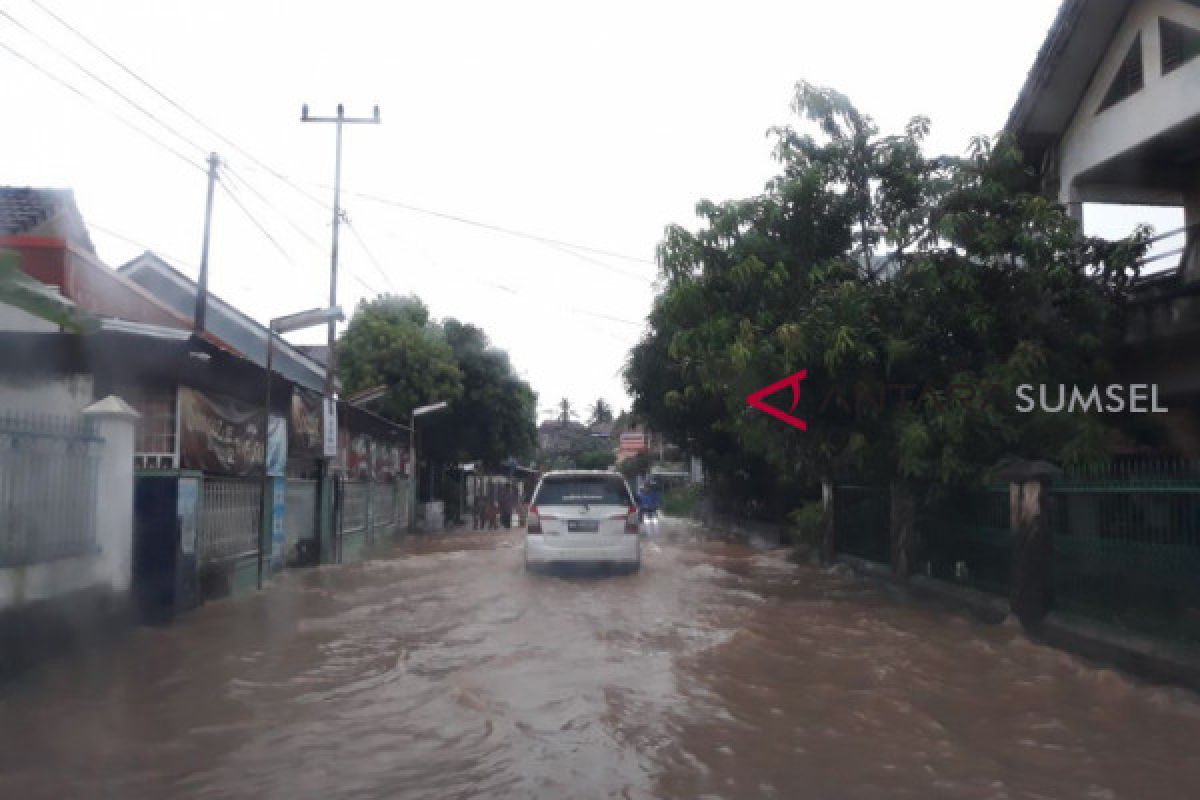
[746,370,808,431]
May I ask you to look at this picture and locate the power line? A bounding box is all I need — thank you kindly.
[338,188,658,267]
[0,7,208,160]
[217,178,297,266]
[22,2,659,293]
[343,216,398,293]
[26,0,330,213]
[221,161,326,251]
[0,36,202,172]
[218,176,383,298]
[87,220,199,271]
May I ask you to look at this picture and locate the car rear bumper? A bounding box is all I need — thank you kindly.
[525,535,640,565]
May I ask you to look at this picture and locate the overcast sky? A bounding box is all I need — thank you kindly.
[2,0,1182,420]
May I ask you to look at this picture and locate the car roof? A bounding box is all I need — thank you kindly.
[539,470,625,479]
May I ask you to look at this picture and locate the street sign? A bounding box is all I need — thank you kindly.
[323,396,338,458]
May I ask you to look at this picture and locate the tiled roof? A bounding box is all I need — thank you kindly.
[0,186,96,253]
[0,187,65,234]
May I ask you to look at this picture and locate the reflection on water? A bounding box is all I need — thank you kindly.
[1,527,1198,799]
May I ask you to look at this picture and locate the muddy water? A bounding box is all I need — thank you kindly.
[2,525,1199,799]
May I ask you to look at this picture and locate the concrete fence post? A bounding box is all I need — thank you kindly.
[995,459,1062,628]
[820,478,835,564]
[890,481,917,580]
[81,396,139,593]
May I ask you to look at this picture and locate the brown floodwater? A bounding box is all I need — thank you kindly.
[2,523,1199,799]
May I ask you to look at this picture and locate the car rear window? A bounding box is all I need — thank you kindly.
[534,476,631,506]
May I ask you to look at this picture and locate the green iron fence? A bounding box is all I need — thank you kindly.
[833,485,890,564]
[918,487,1011,595]
[1051,460,1200,643]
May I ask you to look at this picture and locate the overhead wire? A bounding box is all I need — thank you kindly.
[343,215,398,293]
[16,1,649,324]
[0,6,209,160]
[87,220,199,272]
[338,187,658,268]
[26,0,331,213]
[0,36,202,172]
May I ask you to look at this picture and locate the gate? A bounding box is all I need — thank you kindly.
[284,478,318,562]
[197,477,261,563]
[0,413,102,566]
[918,487,1011,594]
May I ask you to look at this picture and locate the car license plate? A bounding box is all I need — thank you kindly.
[568,519,599,533]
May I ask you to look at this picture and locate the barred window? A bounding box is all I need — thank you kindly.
[119,385,178,469]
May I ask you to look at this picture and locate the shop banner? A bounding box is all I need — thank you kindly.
[179,387,269,476]
[289,387,323,460]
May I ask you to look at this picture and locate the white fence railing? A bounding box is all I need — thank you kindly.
[197,478,261,563]
[0,413,102,566]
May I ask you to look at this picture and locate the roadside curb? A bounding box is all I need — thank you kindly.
[835,553,1200,691]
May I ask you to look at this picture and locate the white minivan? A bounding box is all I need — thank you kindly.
[524,470,641,572]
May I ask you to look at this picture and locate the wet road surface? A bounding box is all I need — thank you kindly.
[3,522,1200,799]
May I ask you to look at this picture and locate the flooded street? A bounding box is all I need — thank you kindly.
[3,523,1200,799]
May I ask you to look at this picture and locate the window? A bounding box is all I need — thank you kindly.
[119,385,178,469]
[1098,33,1144,113]
[1161,17,1200,74]
[534,476,632,507]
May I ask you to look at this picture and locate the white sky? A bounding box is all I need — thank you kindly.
[2,0,1181,420]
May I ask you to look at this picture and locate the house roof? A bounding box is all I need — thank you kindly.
[1006,1,1133,156]
[118,251,333,393]
[0,187,96,254]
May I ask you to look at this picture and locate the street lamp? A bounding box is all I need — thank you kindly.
[410,401,449,532]
[259,305,344,589]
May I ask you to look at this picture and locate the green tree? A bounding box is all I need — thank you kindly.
[337,294,464,424]
[422,318,538,466]
[337,296,537,469]
[626,82,1148,514]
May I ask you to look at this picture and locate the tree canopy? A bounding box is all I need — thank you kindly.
[625,82,1149,514]
[337,294,537,467]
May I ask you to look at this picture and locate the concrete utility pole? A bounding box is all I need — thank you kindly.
[193,152,220,332]
[300,104,381,402]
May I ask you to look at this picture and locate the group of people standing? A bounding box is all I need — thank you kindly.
[471,483,526,531]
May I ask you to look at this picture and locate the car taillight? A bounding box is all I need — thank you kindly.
[527,505,542,534]
[625,505,639,534]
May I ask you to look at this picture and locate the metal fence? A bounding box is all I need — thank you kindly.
[0,412,102,566]
[341,480,369,536]
[371,481,399,529]
[197,477,262,563]
[833,485,891,564]
[918,487,1011,594]
[1051,461,1200,642]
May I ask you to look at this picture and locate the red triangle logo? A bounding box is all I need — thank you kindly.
[746,370,808,431]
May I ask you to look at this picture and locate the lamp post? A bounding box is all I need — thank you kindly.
[409,401,449,532]
[259,305,344,589]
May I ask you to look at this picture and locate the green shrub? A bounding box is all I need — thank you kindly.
[662,484,702,518]
[787,504,825,553]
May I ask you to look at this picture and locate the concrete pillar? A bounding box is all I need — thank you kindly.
[81,395,139,592]
[1182,181,1199,283]
[820,478,835,564]
[996,459,1062,628]
[890,481,917,580]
